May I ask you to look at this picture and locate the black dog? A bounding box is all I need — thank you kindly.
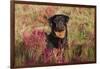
[47,14,69,48]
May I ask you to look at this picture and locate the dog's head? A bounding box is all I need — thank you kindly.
[48,14,69,38]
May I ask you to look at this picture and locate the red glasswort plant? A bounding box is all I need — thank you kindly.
[42,48,53,64]
[23,29,47,65]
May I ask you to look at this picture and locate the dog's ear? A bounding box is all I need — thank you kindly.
[63,15,69,24]
[48,16,53,27]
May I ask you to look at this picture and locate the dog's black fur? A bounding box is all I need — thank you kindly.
[47,14,69,48]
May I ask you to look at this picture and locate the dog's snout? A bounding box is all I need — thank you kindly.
[55,24,65,32]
